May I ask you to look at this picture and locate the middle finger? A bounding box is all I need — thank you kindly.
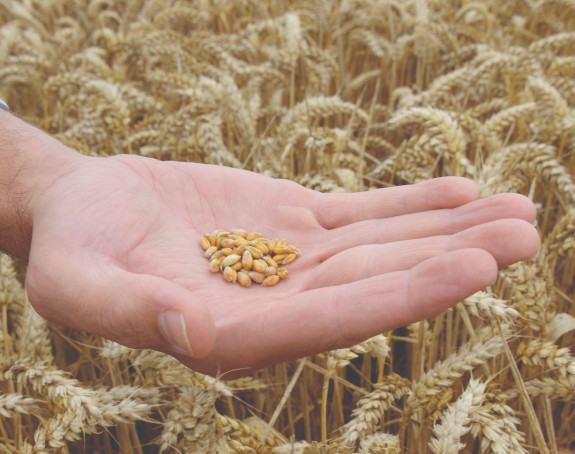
[303,218,539,289]
[317,193,536,260]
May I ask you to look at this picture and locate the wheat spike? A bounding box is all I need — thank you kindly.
[408,326,506,414]
[340,374,410,447]
[428,379,487,454]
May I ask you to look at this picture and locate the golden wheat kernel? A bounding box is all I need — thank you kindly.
[221,254,241,268]
[231,262,243,271]
[282,253,297,265]
[212,247,234,260]
[252,242,269,254]
[204,245,218,258]
[247,246,263,259]
[209,258,221,273]
[237,270,252,287]
[232,245,246,256]
[263,256,279,268]
[268,239,278,252]
[234,238,249,247]
[200,237,211,251]
[277,267,288,279]
[210,249,225,260]
[252,237,269,244]
[230,228,248,237]
[242,250,253,270]
[223,266,237,283]
[273,246,294,255]
[288,245,301,255]
[205,233,217,246]
[248,271,266,284]
[264,266,277,276]
[262,275,280,287]
[252,259,267,273]
[215,236,222,248]
[221,238,235,249]
[272,254,287,264]
[246,232,261,240]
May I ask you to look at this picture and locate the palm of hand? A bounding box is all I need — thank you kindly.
[26,154,539,377]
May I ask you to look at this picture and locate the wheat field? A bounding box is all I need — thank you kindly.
[1,0,574,452]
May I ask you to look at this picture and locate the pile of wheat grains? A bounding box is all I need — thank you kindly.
[1,0,574,452]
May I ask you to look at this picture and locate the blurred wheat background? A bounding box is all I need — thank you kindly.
[1,0,574,452]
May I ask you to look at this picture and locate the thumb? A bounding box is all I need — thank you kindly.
[26,258,216,358]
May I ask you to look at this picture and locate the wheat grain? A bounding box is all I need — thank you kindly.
[527,76,570,140]
[350,333,389,360]
[0,393,38,418]
[500,261,555,333]
[407,326,506,415]
[340,373,410,447]
[469,384,528,454]
[462,291,519,322]
[201,230,300,287]
[516,338,575,376]
[357,433,401,454]
[428,379,487,454]
[509,376,575,401]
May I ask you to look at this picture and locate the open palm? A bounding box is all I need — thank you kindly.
[26,154,539,377]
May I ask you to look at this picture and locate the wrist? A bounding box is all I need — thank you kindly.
[0,109,86,261]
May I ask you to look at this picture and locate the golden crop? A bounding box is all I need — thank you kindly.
[1,0,574,452]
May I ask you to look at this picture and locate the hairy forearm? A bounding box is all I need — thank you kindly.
[0,110,83,260]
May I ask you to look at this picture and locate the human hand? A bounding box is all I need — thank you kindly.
[25,153,539,377]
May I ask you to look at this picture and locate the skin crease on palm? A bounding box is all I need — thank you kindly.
[18,143,541,378]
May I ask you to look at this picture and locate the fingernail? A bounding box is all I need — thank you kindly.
[158,311,195,356]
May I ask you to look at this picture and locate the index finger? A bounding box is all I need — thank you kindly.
[311,177,480,230]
